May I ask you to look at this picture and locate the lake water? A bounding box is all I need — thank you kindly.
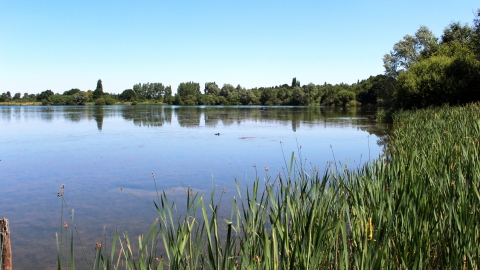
[0,105,389,269]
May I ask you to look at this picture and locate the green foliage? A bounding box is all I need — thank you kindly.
[63,88,81,96]
[92,79,104,100]
[118,89,137,102]
[395,43,480,108]
[291,77,299,87]
[356,75,396,107]
[37,89,54,101]
[219,83,235,98]
[385,11,480,110]
[72,91,88,105]
[291,86,307,105]
[320,83,353,106]
[174,82,201,105]
[177,82,201,98]
[163,86,173,104]
[335,90,355,106]
[276,87,292,104]
[132,82,165,100]
[259,87,280,105]
[94,98,106,105]
[0,91,11,102]
[104,94,116,105]
[49,94,69,105]
[441,21,474,47]
[383,26,438,78]
[204,82,220,95]
[20,92,36,102]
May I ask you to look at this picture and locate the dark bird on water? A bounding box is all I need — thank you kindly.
[215,133,220,136]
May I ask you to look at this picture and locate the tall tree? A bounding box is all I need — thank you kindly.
[177,82,201,97]
[441,22,473,47]
[93,79,104,99]
[153,83,165,99]
[204,82,220,95]
[383,26,438,78]
[163,86,173,104]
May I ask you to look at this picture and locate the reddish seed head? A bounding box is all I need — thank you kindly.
[265,167,268,172]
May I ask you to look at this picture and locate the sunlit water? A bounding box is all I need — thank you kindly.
[0,105,389,269]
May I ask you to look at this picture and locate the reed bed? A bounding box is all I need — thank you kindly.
[57,104,480,269]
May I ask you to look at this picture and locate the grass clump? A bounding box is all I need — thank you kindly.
[57,103,480,269]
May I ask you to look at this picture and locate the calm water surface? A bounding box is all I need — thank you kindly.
[0,105,389,269]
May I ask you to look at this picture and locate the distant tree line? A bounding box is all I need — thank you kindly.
[168,78,394,107]
[0,79,114,105]
[1,76,395,107]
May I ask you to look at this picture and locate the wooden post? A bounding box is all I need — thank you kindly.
[0,218,12,270]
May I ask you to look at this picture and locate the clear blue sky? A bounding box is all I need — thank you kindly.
[1,0,478,94]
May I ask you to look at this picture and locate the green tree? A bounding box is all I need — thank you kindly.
[291,77,300,88]
[176,82,201,105]
[93,79,104,99]
[291,87,307,105]
[383,26,438,78]
[220,84,235,98]
[104,94,116,105]
[119,89,137,101]
[73,91,88,105]
[37,90,54,101]
[260,88,280,105]
[177,82,201,97]
[395,42,480,108]
[153,83,165,100]
[356,75,396,106]
[63,88,81,95]
[49,94,67,105]
[441,22,473,47]
[335,90,355,106]
[95,97,106,105]
[304,83,319,104]
[165,86,173,104]
[277,87,292,105]
[205,82,220,95]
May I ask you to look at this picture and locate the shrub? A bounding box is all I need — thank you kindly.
[94,98,106,105]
